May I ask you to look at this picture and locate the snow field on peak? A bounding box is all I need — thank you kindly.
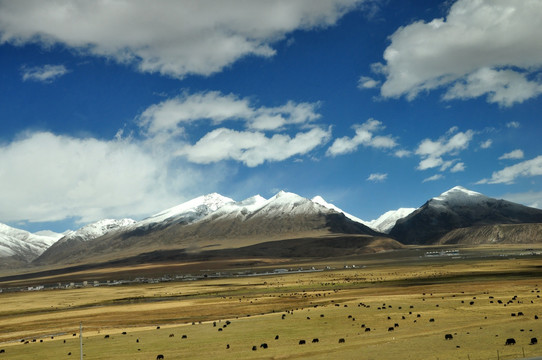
[432,186,487,205]
[138,193,235,227]
[0,223,62,258]
[311,196,370,226]
[62,218,137,242]
[366,208,417,234]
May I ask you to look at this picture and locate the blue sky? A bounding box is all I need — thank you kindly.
[1,0,541,233]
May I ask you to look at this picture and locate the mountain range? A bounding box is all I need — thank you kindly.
[2,186,542,268]
[390,186,542,244]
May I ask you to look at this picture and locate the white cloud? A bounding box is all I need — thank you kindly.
[422,174,444,183]
[367,173,387,182]
[478,155,542,184]
[394,149,411,158]
[375,0,542,106]
[480,139,493,149]
[506,121,520,128]
[358,76,380,89]
[418,157,444,171]
[138,91,321,138]
[0,0,362,79]
[177,127,331,167]
[443,67,542,107]
[499,149,524,160]
[21,64,69,83]
[0,131,195,224]
[501,190,542,210]
[450,162,465,172]
[137,91,328,167]
[415,128,474,170]
[327,118,397,156]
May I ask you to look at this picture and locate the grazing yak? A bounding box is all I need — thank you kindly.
[156,355,164,360]
[312,338,319,343]
[299,340,306,345]
[338,338,346,343]
[505,338,516,346]
[260,343,268,349]
[445,334,453,340]
[531,337,538,345]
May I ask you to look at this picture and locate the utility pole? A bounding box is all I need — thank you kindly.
[79,321,83,360]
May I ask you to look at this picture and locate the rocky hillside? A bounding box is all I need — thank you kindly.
[438,223,542,245]
[32,191,386,266]
[390,186,542,245]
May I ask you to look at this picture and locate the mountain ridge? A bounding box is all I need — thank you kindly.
[389,186,542,244]
[3,186,542,267]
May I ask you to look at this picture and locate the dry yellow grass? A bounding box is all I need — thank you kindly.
[0,255,541,359]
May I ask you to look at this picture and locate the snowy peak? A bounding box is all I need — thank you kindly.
[138,193,234,227]
[390,185,542,244]
[367,208,417,234]
[311,196,369,226]
[431,186,486,205]
[204,191,341,224]
[60,218,136,243]
[0,222,62,261]
[261,191,352,218]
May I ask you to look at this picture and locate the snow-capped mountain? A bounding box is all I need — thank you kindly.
[32,191,381,265]
[34,218,136,265]
[56,218,137,244]
[430,186,487,206]
[366,208,417,234]
[136,193,234,229]
[0,223,62,262]
[172,190,378,240]
[311,196,370,226]
[390,186,542,244]
[8,185,542,267]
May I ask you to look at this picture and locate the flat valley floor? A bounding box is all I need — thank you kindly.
[0,246,541,359]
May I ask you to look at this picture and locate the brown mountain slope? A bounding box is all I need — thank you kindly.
[33,212,387,266]
[438,223,542,245]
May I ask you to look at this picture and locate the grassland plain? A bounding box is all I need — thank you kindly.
[0,248,542,359]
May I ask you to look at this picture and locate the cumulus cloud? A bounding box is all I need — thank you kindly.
[136,91,328,166]
[0,131,192,224]
[415,127,474,170]
[443,67,542,107]
[21,64,69,83]
[374,0,542,106]
[367,173,387,182]
[177,127,331,167]
[358,76,380,89]
[478,155,542,184]
[450,162,465,173]
[499,149,524,160]
[480,139,493,149]
[394,149,411,158]
[138,91,321,138]
[326,118,397,156]
[422,174,444,183]
[506,121,520,128]
[501,190,542,210]
[0,0,362,79]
